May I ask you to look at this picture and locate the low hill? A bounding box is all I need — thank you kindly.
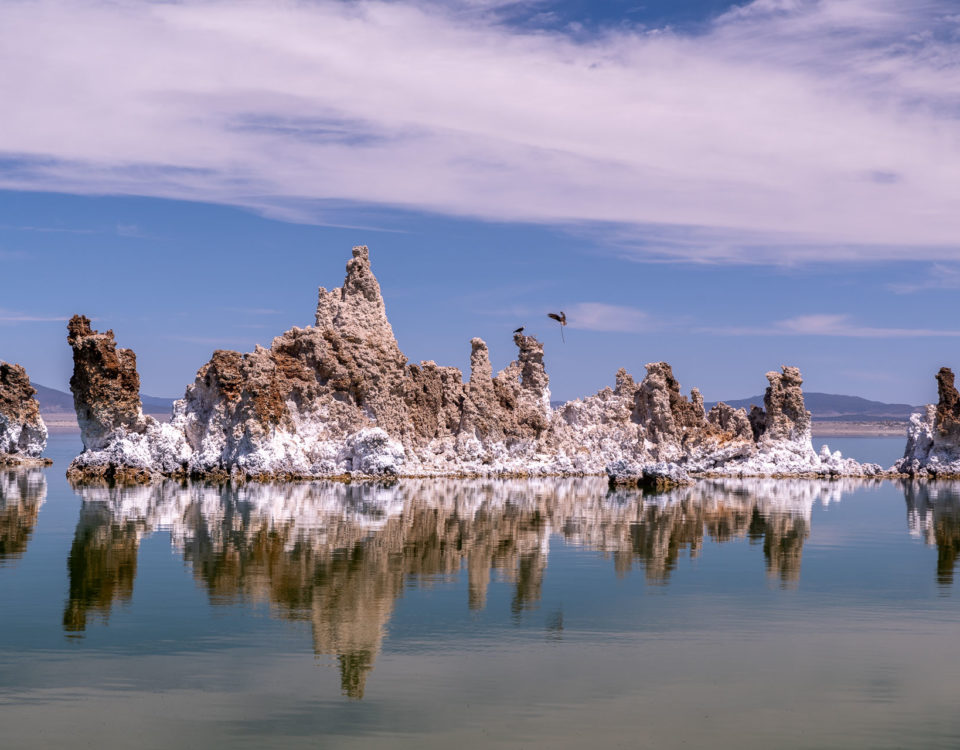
[552,392,922,422]
[705,392,921,422]
[38,383,918,424]
[33,383,176,415]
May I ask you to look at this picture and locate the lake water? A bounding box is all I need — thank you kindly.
[5,434,960,749]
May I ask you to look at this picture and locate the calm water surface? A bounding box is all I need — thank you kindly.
[3,434,960,749]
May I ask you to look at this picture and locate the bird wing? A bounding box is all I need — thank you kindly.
[547,313,562,322]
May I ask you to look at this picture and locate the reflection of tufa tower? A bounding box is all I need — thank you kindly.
[749,507,809,585]
[904,481,960,586]
[0,468,47,564]
[63,476,852,695]
[63,502,143,632]
[609,480,818,585]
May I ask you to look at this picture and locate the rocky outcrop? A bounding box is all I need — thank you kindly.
[67,316,190,482]
[700,366,879,478]
[0,361,49,465]
[896,367,960,477]
[606,364,880,484]
[66,245,874,483]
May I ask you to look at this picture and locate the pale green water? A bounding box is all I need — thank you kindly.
[2,435,959,749]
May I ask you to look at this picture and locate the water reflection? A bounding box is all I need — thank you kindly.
[63,502,141,632]
[904,481,960,586]
[65,477,865,696]
[0,468,47,565]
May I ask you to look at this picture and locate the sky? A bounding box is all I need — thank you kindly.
[1,0,960,404]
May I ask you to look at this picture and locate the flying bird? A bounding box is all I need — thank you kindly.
[513,326,525,334]
[547,311,567,343]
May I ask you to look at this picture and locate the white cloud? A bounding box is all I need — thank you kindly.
[565,302,657,333]
[705,313,960,337]
[115,223,144,237]
[1,0,960,261]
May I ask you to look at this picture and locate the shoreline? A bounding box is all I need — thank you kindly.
[810,421,908,437]
[61,464,911,485]
[42,412,171,434]
[42,415,909,439]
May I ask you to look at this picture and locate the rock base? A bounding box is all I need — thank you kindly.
[1,454,52,468]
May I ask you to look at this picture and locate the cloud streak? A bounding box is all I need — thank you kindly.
[2,0,960,261]
[888,264,960,294]
[0,309,68,323]
[705,314,960,338]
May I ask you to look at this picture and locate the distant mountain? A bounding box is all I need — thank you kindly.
[706,392,921,422]
[141,393,177,411]
[36,384,919,423]
[32,384,75,412]
[552,392,922,422]
[33,383,176,415]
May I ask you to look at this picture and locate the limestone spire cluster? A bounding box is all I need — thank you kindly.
[64,244,877,483]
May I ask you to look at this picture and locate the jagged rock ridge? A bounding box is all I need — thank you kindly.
[66,245,875,482]
[0,361,49,465]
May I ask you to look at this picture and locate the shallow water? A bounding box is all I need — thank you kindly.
[2,434,959,749]
[812,435,905,468]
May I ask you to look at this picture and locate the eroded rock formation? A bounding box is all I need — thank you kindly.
[67,245,874,482]
[897,367,960,477]
[0,361,49,465]
[66,316,190,482]
[606,363,879,486]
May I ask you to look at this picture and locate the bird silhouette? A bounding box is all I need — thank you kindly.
[513,326,525,334]
[547,311,567,342]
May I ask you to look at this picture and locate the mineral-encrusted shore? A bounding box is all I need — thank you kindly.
[65,245,886,484]
[0,361,50,467]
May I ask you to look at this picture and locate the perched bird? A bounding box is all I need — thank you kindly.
[547,311,567,342]
[513,326,525,334]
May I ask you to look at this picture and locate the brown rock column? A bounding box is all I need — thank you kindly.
[67,315,147,451]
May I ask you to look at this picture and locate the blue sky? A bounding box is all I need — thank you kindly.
[2,0,960,404]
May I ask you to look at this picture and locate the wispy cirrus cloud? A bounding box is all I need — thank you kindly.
[0,309,69,323]
[1,0,960,262]
[704,314,960,338]
[163,334,262,347]
[0,224,99,235]
[223,307,286,315]
[888,264,960,294]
